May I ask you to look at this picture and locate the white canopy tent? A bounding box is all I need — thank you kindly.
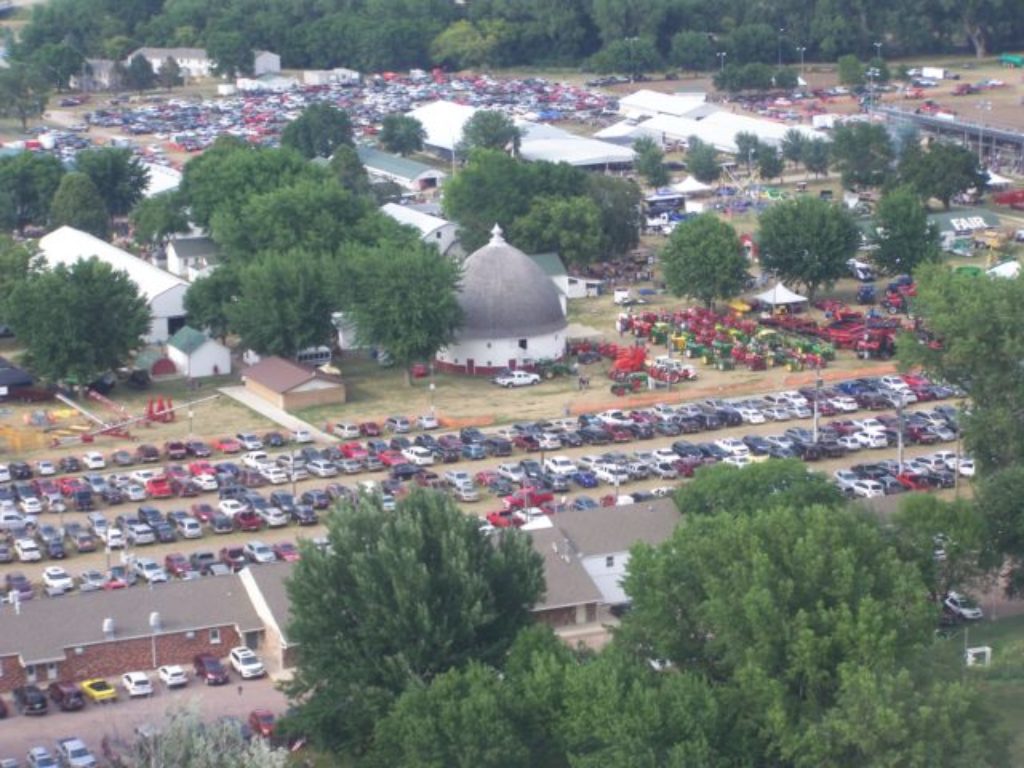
[988,260,1020,279]
[984,170,1014,189]
[672,176,712,195]
[754,282,808,307]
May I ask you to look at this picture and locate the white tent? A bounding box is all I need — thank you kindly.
[985,170,1014,189]
[988,260,1020,279]
[754,282,807,306]
[406,100,479,154]
[672,176,712,195]
[618,89,706,119]
[517,120,635,167]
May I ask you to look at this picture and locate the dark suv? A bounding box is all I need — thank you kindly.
[13,684,48,715]
[194,654,229,685]
[48,681,85,711]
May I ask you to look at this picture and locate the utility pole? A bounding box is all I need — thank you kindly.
[778,28,785,67]
[797,46,806,75]
[896,401,905,474]
[812,363,823,442]
[717,51,727,71]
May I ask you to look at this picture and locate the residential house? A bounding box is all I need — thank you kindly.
[125,47,212,79]
[166,236,219,281]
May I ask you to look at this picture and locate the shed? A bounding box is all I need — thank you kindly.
[167,326,231,378]
[38,226,188,342]
[357,146,446,190]
[242,356,346,411]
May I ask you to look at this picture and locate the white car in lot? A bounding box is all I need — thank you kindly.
[83,451,107,470]
[496,463,525,483]
[851,479,884,498]
[176,516,204,539]
[257,506,289,528]
[242,451,271,470]
[158,664,189,688]
[332,422,361,439]
[537,432,562,450]
[15,538,42,562]
[191,473,218,492]
[594,464,630,485]
[723,455,751,468]
[402,446,435,466]
[122,671,154,697]
[259,465,289,485]
[543,456,578,476]
[650,462,679,480]
[493,370,541,388]
[42,566,75,594]
[833,469,860,494]
[134,557,168,583]
[35,459,57,476]
[219,499,248,517]
[943,591,983,621]
[236,433,263,450]
[737,406,766,424]
[418,413,439,430]
[828,395,859,413]
[102,527,126,549]
[853,431,888,449]
[307,459,338,478]
[229,646,266,679]
[291,428,314,444]
[714,438,750,458]
[652,448,679,464]
[836,435,863,452]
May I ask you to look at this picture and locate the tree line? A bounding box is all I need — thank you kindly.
[7,0,1021,85]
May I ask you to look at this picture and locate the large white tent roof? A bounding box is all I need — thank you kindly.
[407,100,479,153]
[672,176,712,194]
[618,89,706,119]
[142,162,181,197]
[517,120,635,166]
[635,110,822,154]
[38,226,187,303]
[754,282,807,306]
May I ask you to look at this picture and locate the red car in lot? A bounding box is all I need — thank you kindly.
[512,434,540,452]
[165,441,188,460]
[273,542,301,562]
[58,476,88,496]
[378,450,406,467]
[502,487,555,510]
[896,472,930,491]
[340,442,369,460]
[145,477,175,499]
[190,503,216,523]
[234,511,264,532]
[486,509,522,528]
[164,552,193,578]
[213,437,242,454]
[249,708,276,739]
[189,461,217,476]
[359,422,381,437]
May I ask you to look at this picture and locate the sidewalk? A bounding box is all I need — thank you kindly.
[218,386,337,443]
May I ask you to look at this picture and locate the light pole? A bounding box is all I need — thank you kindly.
[896,401,905,474]
[778,28,785,67]
[812,363,823,442]
[149,611,161,669]
[976,100,992,163]
[717,51,727,71]
[796,46,806,75]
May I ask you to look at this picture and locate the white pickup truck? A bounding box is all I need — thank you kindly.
[493,370,541,388]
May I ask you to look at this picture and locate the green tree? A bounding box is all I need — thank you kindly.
[669,30,714,72]
[734,132,761,173]
[773,67,799,89]
[123,53,156,92]
[713,62,774,92]
[430,19,497,69]
[283,489,543,753]
[49,172,110,239]
[0,236,37,327]
[0,62,50,131]
[871,185,940,275]
[685,137,721,184]
[660,214,747,308]
[329,145,373,198]
[6,257,148,384]
[756,145,783,181]
[183,267,239,340]
[621,503,1006,766]
[206,26,252,77]
[633,136,669,187]
[442,150,533,251]
[589,37,660,81]
[157,56,183,89]
[378,114,426,156]
[457,109,522,156]
[345,242,464,380]
[837,54,865,85]
[831,122,894,188]
[673,459,843,518]
[898,141,987,209]
[584,174,641,258]
[510,195,605,267]
[74,147,149,217]
[977,467,1024,595]
[280,103,354,159]
[131,190,189,247]
[227,250,338,357]
[369,663,531,768]
[0,151,65,231]
[802,137,831,177]
[781,128,807,168]
[758,196,861,298]
[30,42,85,91]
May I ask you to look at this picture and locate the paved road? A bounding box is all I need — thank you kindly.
[219,386,337,444]
[0,675,289,762]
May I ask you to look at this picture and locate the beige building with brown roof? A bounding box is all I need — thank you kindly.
[242,356,346,411]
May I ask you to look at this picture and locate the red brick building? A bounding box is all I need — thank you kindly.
[0,576,262,693]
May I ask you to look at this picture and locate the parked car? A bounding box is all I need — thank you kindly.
[48,681,85,711]
[229,646,266,679]
[944,591,983,621]
[193,654,230,685]
[13,685,48,715]
[492,370,541,388]
[80,678,117,703]
[158,664,189,688]
[55,736,96,768]
[248,708,276,739]
[121,671,153,698]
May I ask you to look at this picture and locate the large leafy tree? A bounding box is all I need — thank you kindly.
[633,136,669,188]
[510,195,605,267]
[589,37,661,80]
[670,30,714,72]
[0,237,37,327]
[621,503,1006,767]
[30,42,85,91]
[6,257,148,384]
[830,122,894,189]
[346,241,464,380]
[685,137,721,184]
[283,489,543,753]
[802,137,831,177]
[0,62,50,131]
[458,109,522,156]
[74,147,149,217]
[758,196,861,298]
[0,151,65,231]
[329,145,373,198]
[756,145,783,181]
[584,174,641,258]
[280,103,354,159]
[660,214,748,308]
[130,190,190,248]
[871,185,940,275]
[49,172,110,239]
[898,141,988,209]
[378,114,426,156]
[183,267,239,340]
[781,129,807,169]
[123,53,156,92]
[156,56,183,89]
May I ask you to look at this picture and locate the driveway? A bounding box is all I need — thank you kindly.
[0,676,289,760]
[219,386,336,444]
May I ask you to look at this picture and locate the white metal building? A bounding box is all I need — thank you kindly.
[435,225,567,376]
[356,146,447,190]
[517,121,635,168]
[406,100,479,157]
[381,203,459,256]
[618,89,707,119]
[38,226,189,343]
[253,50,281,76]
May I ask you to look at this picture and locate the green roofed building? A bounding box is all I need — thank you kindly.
[167,325,231,378]
[356,146,447,191]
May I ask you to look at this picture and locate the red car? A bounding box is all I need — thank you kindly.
[826,420,860,436]
[512,434,540,452]
[378,450,406,467]
[164,552,193,578]
[220,546,247,571]
[502,487,554,510]
[340,442,369,460]
[189,461,216,476]
[486,509,522,528]
[905,424,940,445]
[234,511,264,532]
[213,437,242,454]
[273,542,301,562]
[58,476,87,496]
[607,427,633,443]
[359,422,381,437]
[896,472,930,491]
[474,470,499,486]
[249,708,276,739]
[165,441,188,460]
[146,477,175,499]
[190,503,216,523]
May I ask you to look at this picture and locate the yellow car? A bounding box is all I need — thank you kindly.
[81,678,118,703]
